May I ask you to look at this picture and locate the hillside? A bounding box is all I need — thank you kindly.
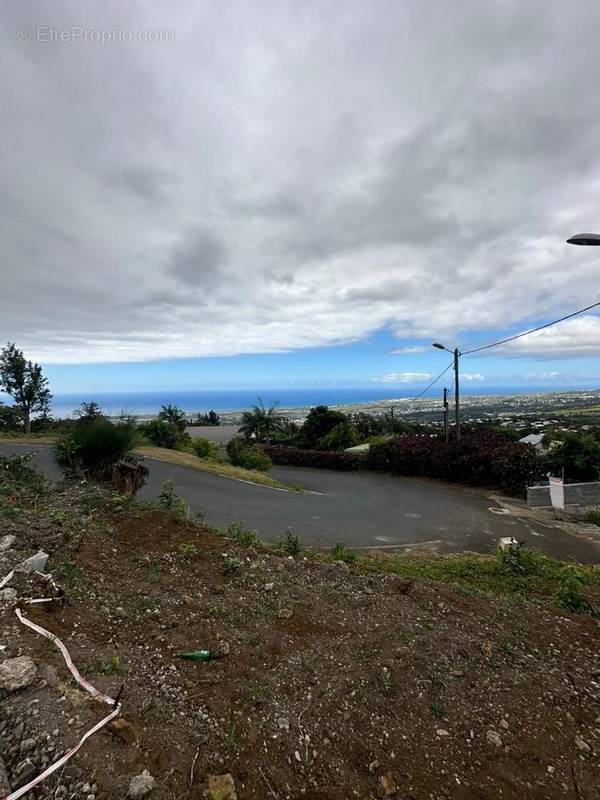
[1,467,599,799]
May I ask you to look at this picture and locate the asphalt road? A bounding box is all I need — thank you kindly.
[2,443,599,562]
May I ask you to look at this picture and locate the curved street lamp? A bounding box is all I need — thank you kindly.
[566,233,600,246]
[432,343,461,444]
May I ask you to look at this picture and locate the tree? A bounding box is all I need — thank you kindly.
[196,410,221,426]
[0,343,52,434]
[319,420,360,451]
[239,398,282,444]
[73,401,103,423]
[158,404,187,431]
[297,405,347,449]
[0,402,23,431]
[542,431,600,482]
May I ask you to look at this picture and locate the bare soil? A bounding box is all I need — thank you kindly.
[1,483,600,799]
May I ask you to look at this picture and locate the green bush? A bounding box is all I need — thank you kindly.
[192,437,219,460]
[140,419,190,450]
[276,528,301,555]
[55,418,136,480]
[556,565,592,613]
[583,508,600,526]
[226,520,261,547]
[227,438,272,472]
[330,542,356,564]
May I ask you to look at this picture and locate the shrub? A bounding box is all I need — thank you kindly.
[226,520,261,547]
[330,542,356,564]
[367,428,542,496]
[0,452,44,494]
[496,544,545,576]
[140,419,190,450]
[55,418,136,480]
[227,438,272,472]
[276,528,301,555]
[158,478,189,519]
[583,508,600,526]
[192,437,219,460]
[265,445,366,471]
[555,565,592,613]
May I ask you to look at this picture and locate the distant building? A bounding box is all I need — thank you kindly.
[519,433,544,449]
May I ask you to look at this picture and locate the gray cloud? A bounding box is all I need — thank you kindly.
[1,0,600,363]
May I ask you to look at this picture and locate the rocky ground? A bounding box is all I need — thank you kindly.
[1,472,600,800]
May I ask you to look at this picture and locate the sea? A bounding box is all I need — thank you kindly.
[44,385,590,420]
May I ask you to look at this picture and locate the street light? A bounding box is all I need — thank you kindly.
[566,233,600,246]
[432,343,461,444]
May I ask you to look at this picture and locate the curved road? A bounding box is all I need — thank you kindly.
[2,443,599,562]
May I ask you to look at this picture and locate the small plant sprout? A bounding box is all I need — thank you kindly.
[222,555,243,576]
[179,541,199,558]
[379,666,392,692]
[330,542,356,565]
[430,701,446,720]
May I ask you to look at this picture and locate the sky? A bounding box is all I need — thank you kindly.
[2,0,600,396]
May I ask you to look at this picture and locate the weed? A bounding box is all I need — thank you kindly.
[496,544,545,576]
[430,701,446,719]
[158,479,189,519]
[52,561,84,595]
[276,528,301,556]
[246,679,270,700]
[101,655,127,676]
[223,725,237,752]
[222,556,243,577]
[50,509,69,527]
[379,667,392,692]
[330,542,356,565]
[556,565,593,613]
[147,560,161,578]
[179,541,199,558]
[226,520,261,548]
[583,508,600,526]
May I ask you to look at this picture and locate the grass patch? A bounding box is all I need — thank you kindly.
[133,445,300,491]
[0,433,57,445]
[351,549,600,610]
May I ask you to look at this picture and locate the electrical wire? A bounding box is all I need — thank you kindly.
[404,360,453,403]
[462,300,600,355]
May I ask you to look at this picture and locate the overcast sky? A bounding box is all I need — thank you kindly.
[2,1,600,392]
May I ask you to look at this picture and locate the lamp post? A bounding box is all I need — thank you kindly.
[433,343,461,444]
[566,233,600,246]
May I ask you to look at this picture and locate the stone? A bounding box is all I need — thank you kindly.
[332,560,350,573]
[436,729,450,737]
[276,717,290,732]
[129,770,155,799]
[110,718,139,745]
[390,577,413,595]
[486,730,503,747]
[0,588,17,606]
[13,758,36,789]
[368,759,380,774]
[264,582,274,591]
[0,535,15,552]
[204,773,237,800]
[500,719,509,730]
[0,755,11,797]
[215,641,230,657]
[115,606,126,618]
[17,551,49,574]
[0,656,37,692]
[277,608,293,619]
[575,735,591,755]
[378,772,397,797]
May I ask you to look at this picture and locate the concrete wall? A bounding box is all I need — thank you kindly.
[527,482,600,508]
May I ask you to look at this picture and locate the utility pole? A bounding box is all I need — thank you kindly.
[453,347,460,444]
[442,388,449,443]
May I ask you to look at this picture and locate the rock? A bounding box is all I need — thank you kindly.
[436,729,450,737]
[486,730,503,747]
[500,719,509,730]
[295,750,302,762]
[332,560,350,573]
[110,718,139,745]
[0,588,17,606]
[264,582,274,591]
[368,759,380,774]
[215,641,230,657]
[0,535,15,552]
[0,755,11,796]
[277,608,293,619]
[575,735,591,755]
[377,772,397,797]
[390,577,413,595]
[276,717,290,732]
[115,607,126,618]
[17,551,49,574]
[0,656,37,692]
[481,641,493,657]
[13,758,37,789]
[204,773,237,800]
[129,770,155,799]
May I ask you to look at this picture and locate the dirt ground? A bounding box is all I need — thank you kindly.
[1,482,600,800]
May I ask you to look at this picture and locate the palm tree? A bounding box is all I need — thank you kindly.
[239,398,282,445]
[158,404,187,431]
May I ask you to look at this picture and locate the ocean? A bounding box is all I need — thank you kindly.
[44,385,585,419]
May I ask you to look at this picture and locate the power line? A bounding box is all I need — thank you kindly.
[462,300,600,355]
[405,361,453,403]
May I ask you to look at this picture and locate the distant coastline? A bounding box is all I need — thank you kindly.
[42,386,600,420]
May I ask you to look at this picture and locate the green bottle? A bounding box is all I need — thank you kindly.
[177,650,218,662]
